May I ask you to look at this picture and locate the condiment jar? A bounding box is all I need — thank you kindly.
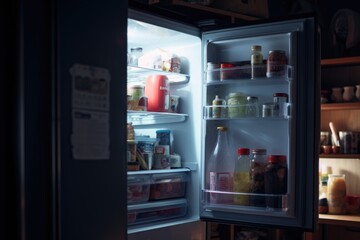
[227,92,246,118]
[266,50,288,78]
[327,174,347,214]
[212,95,226,118]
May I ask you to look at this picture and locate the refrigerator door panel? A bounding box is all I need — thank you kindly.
[200,17,319,230]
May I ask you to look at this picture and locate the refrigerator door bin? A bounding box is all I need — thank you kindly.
[128,175,151,204]
[149,172,189,200]
[202,190,289,215]
[128,199,188,226]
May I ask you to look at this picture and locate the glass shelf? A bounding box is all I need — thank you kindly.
[127,66,189,84]
[127,110,188,126]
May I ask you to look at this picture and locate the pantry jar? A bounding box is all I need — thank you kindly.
[327,174,347,214]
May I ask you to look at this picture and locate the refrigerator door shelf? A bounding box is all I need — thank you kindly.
[127,111,188,126]
[201,190,290,215]
[128,66,190,84]
[205,64,293,83]
[203,104,291,120]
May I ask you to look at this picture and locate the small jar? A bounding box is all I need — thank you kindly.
[212,95,226,118]
[266,50,288,78]
[262,102,275,117]
[220,63,235,81]
[129,47,143,66]
[128,84,145,110]
[207,62,220,82]
[245,96,260,117]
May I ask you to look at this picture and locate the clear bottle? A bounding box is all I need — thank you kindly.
[207,126,235,204]
[245,96,260,117]
[129,47,143,66]
[233,148,251,205]
[249,148,267,207]
[251,45,263,79]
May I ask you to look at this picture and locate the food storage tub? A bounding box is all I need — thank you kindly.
[149,172,188,200]
[127,175,150,204]
[127,199,187,226]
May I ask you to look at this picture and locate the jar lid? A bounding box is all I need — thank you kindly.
[220,63,235,68]
[246,96,258,102]
[267,155,279,163]
[273,93,288,98]
[238,148,250,155]
[217,126,227,132]
[228,92,245,98]
[252,45,262,51]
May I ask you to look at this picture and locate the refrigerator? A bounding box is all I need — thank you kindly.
[125,7,320,240]
[13,1,319,240]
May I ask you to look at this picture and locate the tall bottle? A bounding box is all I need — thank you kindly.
[207,126,235,204]
[233,148,251,205]
[249,148,267,207]
[251,45,263,79]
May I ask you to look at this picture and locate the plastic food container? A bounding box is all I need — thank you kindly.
[127,199,187,226]
[127,175,150,204]
[149,172,188,200]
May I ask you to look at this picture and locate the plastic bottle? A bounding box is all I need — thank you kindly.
[207,126,235,204]
[233,148,251,205]
[249,148,267,207]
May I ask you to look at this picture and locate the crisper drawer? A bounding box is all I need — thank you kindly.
[127,175,151,204]
[149,172,188,200]
[128,199,188,226]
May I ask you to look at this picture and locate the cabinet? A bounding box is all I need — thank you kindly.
[320,57,360,158]
[316,57,360,239]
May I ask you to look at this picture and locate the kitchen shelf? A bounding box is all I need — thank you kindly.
[321,56,360,66]
[127,65,189,84]
[319,214,360,228]
[319,154,360,159]
[321,102,360,111]
[127,111,188,126]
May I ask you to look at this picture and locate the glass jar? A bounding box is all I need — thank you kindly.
[245,96,260,117]
[129,47,143,66]
[327,174,347,214]
[227,92,246,118]
[249,148,267,207]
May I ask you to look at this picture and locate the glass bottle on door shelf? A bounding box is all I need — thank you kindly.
[249,148,267,207]
[207,126,235,204]
[233,148,251,205]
